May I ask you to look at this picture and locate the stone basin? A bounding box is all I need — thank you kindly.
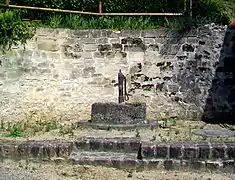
[91,102,147,124]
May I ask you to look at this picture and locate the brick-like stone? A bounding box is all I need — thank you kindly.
[164,160,173,170]
[211,143,226,159]
[147,44,159,51]
[124,45,147,52]
[198,143,211,159]
[169,143,182,159]
[226,143,235,158]
[183,146,198,160]
[83,44,98,52]
[205,161,221,170]
[142,143,155,158]
[90,30,102,38]
[109,38,120,44]
[2,144,17,157]
[72,30,90,38]
[37,39,60,52]
[143,38,155,44]
[82,52,93,59]
[96,38,108,44]
[155,144,169,158]
[141,30,166,38]
[98,44,112,52]
[79,38,96,44]
[112,44,123,51]
[121,30,141,37]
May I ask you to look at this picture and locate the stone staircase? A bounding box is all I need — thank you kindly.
[69,137,143,169]
[68,137,235,172]
[1,138,235,173]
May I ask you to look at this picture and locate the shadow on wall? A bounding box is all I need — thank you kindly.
[202,26,235,125]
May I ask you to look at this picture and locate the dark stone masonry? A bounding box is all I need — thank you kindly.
[1,138,235,173]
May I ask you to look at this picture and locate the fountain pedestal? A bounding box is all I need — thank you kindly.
[91,102,146,124]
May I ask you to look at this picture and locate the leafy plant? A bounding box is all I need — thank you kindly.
[5,124,24,137]
[0,10,34,52]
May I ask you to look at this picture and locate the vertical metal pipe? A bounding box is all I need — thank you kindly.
[118,69,124,103]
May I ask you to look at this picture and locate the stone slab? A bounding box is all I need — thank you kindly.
[77,120,150,130]
[192,129,235,138]
[91,102,147,124]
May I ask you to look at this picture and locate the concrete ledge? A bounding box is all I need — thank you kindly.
[91,102,147,124]
[77,120,150,130]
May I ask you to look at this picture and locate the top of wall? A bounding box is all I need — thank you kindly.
[34,24,228,39]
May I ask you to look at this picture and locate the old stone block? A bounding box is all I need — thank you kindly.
[160,44,180,55]
[6,70,23,80]
[82,52,93,59]
[112,44,123,51]
[98,44,112,52]
[164,160,173,170]
[141,30,166,38]
[186,37,198,44]
[91,102,146,124]
[169,143,182,159]
[147,44,159,51]
[109,38,120,44]
[226,143,235,158]
[183,146,198,160]
[41,146,56,159]
[93,52,104,58]
[2,145,17,157]
[37,39,60,52]
[96,38,108,44]
[38,62,49,68]
[198,143,210,159]
[102,30,121,38]
[182,43,195,52]
[222,161,235,173]
[106,52,115,58]
[155,144,169,158]
[189,161,204,170]
[205,161,220,170]
[89,139,102,151]
[102,139,116,152]
[83,44,98,52]
[79,38,96,44]
[74,139,90,150]
[124,45,147,52]
[72,30,90,38]
[211,143,226,159]
[143,38,155,44]
[90,30,102,38]
[83,67,95,76]
[121,30,141,37]
[142,143,155,158]
[57,143,73,158]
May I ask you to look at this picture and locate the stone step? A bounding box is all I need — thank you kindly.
[74,137,141,153]
[69,151,235,173]
[141,141,235,160]
[77,120,151,130]
[69,151,140,169]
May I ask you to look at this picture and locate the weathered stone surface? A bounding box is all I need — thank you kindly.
[0,25,232,122]
[91,102,146,124]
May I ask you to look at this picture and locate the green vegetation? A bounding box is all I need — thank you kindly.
[0,0,234,51]
[0,10,34,52]
[0,114,76,138]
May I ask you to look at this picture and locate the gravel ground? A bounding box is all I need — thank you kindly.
[0,160,235,180]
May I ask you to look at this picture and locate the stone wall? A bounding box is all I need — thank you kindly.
[0,25,228,122]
